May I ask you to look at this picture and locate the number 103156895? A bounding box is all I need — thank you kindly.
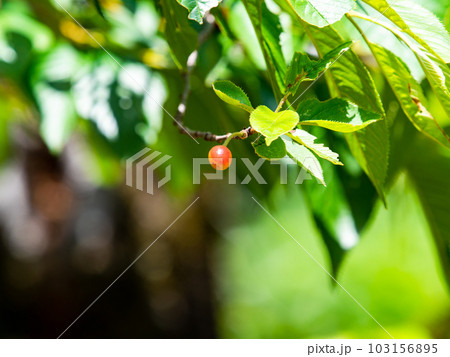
[368,343,438,354]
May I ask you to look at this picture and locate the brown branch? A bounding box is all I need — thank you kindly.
[174,13,216,125]
[176,125,256,143]
[173,14,257,143]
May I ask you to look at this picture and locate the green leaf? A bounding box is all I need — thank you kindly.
[285,53,313,93]
[242,0,286,101]
[302,163,353,274]
[36,84,77,153]
[212,80,253,113]
[30,44,82,153]
[121,0,137,13]
[350,12,450,120]
[251,136,287,160]
[406,138,450,290]
[176,0,222,24]
[361,0,450,63]
[287,0,356,27]
[285,41,352,95]
[161,0,198,69]
[250,105,299,145]
[297,98,381,132]
[283,137,325,185]
[290,129,342,165]
[301,22,388,203]
[369,43,450,149]
[92,0,105,18]
[301,132,379,276]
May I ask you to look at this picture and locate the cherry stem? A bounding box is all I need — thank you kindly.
[223,131,247,146]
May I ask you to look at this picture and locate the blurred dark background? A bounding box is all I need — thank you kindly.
[0,0,449,338]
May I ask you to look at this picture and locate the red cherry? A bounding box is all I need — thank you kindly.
[208,145,232,170]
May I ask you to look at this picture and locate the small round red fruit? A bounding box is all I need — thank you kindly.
[208,145,232,170]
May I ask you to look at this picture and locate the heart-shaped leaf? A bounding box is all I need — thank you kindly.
[297,98,381,132]
[250,105,299,145]
[252,136,286,160]
[213,80,253,113]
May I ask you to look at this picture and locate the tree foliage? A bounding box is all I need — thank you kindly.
[0,0,449,285]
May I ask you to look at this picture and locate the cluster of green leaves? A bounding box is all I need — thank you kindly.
[201,0,450,279]
[212,41,383,186]
[1,0,450,285]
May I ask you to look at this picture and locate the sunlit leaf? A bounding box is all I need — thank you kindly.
[301,22,388,203]
[250,105,299,145]
[177,0,222,24]
[213,80,253,113]
[369,43,450,149]
[290,129,342,165]
[362,0,450,63]
[297,98,381,132]
[350,12,450,119]
[287,0,356,27]
[283,137,325,185]
[36,84,77,153]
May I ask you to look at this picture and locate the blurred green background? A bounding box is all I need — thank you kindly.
[0,0,449,338]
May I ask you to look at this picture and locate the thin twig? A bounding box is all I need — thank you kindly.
[178,126,256,143]
[173,13,256,143]
[174,13,216,125]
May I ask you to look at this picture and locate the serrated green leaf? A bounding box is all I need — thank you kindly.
[250,106,299,145]
[161,0,198,69]
[287,0,356,27]
[285,41,351,95]
[283,137,325,185]
[242,0,286,101]
[362,0,450,63]
[369,43,450,149]
[350,12,450,119]
[290,129,342,165]
[177,0,222,24]
[297,98,381,132]
[251,136,286,160]
[301,22,388,203]
[212,80,253,113]
[285,53,313,91]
